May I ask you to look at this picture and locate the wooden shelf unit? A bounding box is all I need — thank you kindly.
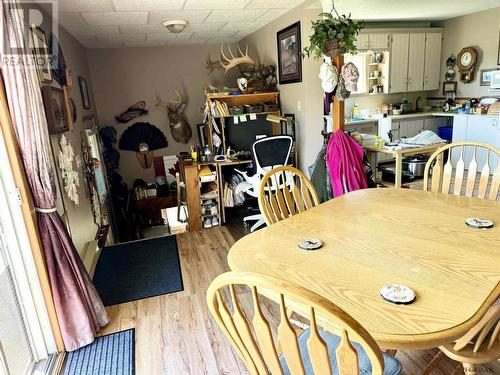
[205,91,281,155]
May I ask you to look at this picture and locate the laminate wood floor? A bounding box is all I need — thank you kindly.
[99,227,499,374]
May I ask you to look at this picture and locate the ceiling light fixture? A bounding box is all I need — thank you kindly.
[162,19,188,34]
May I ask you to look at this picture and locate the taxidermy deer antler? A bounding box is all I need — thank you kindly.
[206,53,221,74]
[219,43,256,72]
[156,89,192,144]
[155,92,169,110]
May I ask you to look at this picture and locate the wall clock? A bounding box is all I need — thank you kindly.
[457,47,477,83]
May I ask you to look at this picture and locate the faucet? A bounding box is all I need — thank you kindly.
[415,96,422,112]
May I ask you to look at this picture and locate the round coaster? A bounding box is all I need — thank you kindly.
[465,218,493,229]
[380,284,416,305]
[298,239,323,251]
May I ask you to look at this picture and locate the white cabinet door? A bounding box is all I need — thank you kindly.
[407,33,426,92]
[369,33,389,49]
[399,119,424,139]
[423,33,442,91]
[465,117,500,168]
[423,117,448,134]
[355,34,369,50]
[389,34,410,93]
[452,115,468,142]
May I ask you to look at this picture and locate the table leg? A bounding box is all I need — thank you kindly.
[395,154,403,188]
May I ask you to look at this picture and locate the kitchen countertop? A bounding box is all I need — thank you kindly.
[343,111,499,125]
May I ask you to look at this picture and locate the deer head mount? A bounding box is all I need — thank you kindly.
[219,43,256,73]
[155,90,192,144]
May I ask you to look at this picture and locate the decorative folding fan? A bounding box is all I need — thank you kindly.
[119,122,168,169]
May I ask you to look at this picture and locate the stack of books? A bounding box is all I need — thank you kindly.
[210,100,229,117]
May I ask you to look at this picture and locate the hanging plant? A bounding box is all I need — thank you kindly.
[303,1,363,59]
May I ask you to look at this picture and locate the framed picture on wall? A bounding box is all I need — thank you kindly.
[276,22,302,84]
[497,29,500,65]
[442,81,457,95]
[41,86,69,134]
[78,76,91,109]
[480,68,499,86]
[30,27,52,83]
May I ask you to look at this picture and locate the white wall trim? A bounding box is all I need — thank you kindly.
[0,131,55,359]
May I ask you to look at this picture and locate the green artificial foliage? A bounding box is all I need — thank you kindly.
[303,4,364,60]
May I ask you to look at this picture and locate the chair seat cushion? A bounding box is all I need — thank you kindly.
[279,328,402,375]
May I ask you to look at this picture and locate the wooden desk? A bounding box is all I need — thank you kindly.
[228,188,500,350]
[364,143,444,188]
[136,195,176,221]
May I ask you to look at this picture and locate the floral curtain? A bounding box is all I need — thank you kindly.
[1,1,108,351]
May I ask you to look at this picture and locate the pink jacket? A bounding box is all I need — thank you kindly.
[326,130,368,197]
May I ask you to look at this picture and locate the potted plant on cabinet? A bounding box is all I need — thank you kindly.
[303,2,363,59]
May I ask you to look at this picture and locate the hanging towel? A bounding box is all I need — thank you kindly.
[326,130,368,197]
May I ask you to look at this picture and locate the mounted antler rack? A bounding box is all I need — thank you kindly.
[219,43,256,72]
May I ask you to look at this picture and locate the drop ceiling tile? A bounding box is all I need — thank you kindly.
[58,12,87,27]
[65,25,120,36]
[257,8,289,22]
[96,34,146,44]
[124,40,167,47]
[219,22,265,32]
[246,0,305,9]
[112,0,184,11]
[74,35,98,48]
[147,32,194,42]
[168,39,207,45]
[205,9,267,23]
[191,31,236,40]
[148,10,211,24]
[186,23,225,32]
[119,24,165,34]
[82,11,148,26]
[184,0,251,10]
[58,0,114,12]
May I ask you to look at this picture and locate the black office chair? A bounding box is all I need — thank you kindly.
[235,135,293,231]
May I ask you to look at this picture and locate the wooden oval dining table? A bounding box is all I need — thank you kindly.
[228,188,500,350]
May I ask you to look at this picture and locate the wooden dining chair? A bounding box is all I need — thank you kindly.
[258,166,320,226]
[423,299,499,375]
[423,141,500,200]
[207,271,402,375]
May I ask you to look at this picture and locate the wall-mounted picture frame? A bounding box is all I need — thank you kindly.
[277,21,302,84]
[480,68,499,86]
[78,76,91,109]
[41,86,69,134]
[497,29,500,65]
[442,81,457,95]
[30,27,52,83]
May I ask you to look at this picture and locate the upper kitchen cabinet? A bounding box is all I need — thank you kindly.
[389,30,442,93]
[423,33,442,91]
[390,33,410,93]
[355,33,390,50]
[407,33,426,91]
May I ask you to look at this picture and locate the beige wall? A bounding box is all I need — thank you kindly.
[433,6,500,98]
[40,10,99,256]
[242,6,324,172]
[86,45,237,186]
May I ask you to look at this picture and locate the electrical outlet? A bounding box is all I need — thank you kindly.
[296,100,302,111]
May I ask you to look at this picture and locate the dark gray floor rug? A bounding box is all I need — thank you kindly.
[62,329,135,375]
[93,235,183,306]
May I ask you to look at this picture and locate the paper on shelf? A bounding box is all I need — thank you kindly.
[249,113,257,120]
[239,115,247,122]
[233,116,239,124]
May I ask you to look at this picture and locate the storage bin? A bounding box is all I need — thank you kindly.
[438,126,453,141]
[244,104,264,113]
